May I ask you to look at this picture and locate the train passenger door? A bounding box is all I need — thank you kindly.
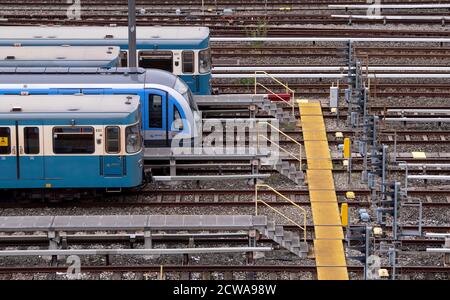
[0,126,16,180]
[143,90,168,147]
[181,50,198,93]
[18,123,44,180]
[103,126,124,177]
[0,123,44,180]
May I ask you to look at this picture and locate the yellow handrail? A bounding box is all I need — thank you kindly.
[254,71,296,116]
[257,121,302,172]
[255,184,307,242]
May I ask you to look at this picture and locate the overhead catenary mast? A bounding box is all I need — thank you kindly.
[128,0,137,68]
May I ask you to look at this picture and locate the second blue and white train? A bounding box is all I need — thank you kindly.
[0,67,200,148]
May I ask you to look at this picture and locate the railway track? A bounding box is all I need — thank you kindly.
[214,88,450,98]
[0,234,443,248]
[2,13,449,22]
[1,188,449,207]
[1,0,449,4]
[0,18,448,37]
[215,89,450,98]
[0,265,447,276]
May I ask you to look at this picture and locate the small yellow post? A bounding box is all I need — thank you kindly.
[343,137,351,159]
[159,265,165,280]
[341,203,349,227]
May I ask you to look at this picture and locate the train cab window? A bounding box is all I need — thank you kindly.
[125,124,142,153]
[138,51,173,72]
[0,127,11,155]
[105,126,120,153]
[53,127,95,154]
[119,51,128,67]
[182,51,194,73]
[173,106,183,131]
[24,127,40,154]
[149,94,163,128]
[199,48,211,74]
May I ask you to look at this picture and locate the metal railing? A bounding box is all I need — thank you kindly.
[255,184,307,242]
[256,121,302,172]
[254,70,296,116]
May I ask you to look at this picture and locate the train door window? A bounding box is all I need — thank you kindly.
[173,106,183,131]
[182,51,194,73]
[0,127,11,154]
[149,94,163,128]
[23,127,40,154]
[138,51,173,72]
[53,127,95,154]
[105,126,120,153]
[119,50,128,67]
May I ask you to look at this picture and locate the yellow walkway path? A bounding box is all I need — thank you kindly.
[298,101,349,280]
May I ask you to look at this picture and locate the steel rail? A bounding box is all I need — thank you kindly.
[0,265,447,274]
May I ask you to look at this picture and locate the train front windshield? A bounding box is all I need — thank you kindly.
[199,48,211,74]
[174,77,198,112]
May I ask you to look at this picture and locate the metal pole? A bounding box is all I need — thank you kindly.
[128,0,137,68]
[389,247,396,280]
[348,155,352,185]
[364,226,370,280]
[347,40,353,126]
[381,145,387,196]
[405,164,408,197]
[418,201,423,236]
[393,182,399,240]
[393,131,397,163]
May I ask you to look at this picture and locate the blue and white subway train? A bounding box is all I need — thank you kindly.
[0,46,121,68]
[0,26,212,95]
[0,94,144,190]
[0,67,200,148]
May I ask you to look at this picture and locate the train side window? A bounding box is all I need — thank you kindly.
[138,51,173,72]
[173,106,183,131]
[0,127,11,155]
[105,126,120,153]
[24,127,40,154]
[182,51,194,73]
[149,94,163,128]
[53,127,95,154]
[119,51,128,67]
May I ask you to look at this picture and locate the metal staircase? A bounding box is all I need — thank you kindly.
[254,70,297,124]
[273,160,305,185]
[256,121,305,185]
[258,99,297,123]
[254,218,309,257]
[254,184,309,257]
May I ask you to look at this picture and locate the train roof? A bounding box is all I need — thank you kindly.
[0,46,120,67]
[0,94,140,120]
[0,67,178,88]
[0,26,210,48]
